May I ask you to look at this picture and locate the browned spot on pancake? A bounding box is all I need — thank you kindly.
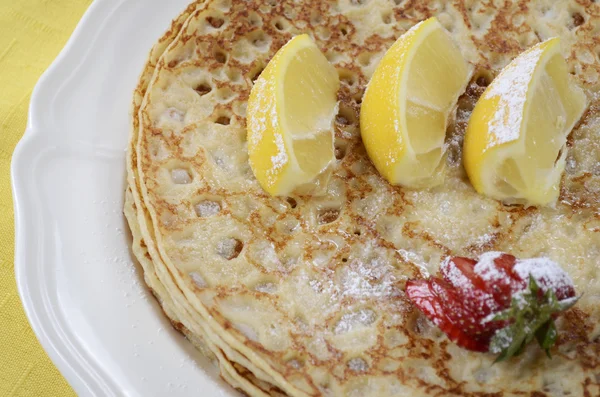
[559,308,593,346]
[530,392,547,397]
[573,12,585,28]
[207,15,225,28]
[195,82,212,96]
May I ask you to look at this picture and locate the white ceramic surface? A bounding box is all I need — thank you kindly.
[11,1,236,395]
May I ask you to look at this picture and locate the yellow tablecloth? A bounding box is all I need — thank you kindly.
[0,1,91,395]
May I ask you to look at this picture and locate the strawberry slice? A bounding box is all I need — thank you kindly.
[480,253,526,307]
[441,256,503,317]
[406,253,579,360]
[406,279,490,352]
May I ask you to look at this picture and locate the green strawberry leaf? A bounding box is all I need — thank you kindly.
[490,276,579,362]
[535,320,557,359]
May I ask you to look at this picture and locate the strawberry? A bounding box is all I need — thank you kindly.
[406,252,579,361]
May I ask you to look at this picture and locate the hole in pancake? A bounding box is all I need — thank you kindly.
[476,76,489,87]
[210,150,231,170]
[287,358,303,369]
[316,26,332,40]
[207,16,224,29]
[474,368,495,384]
[336,114,350,126]
[325,51,343,64]
[339,24,350,36]
[347,358,369,372]
[165,107,185,122]
[216,237,244,260]
[247,11,262,27]
[189,272,208,288]
[318,208,341,225]
[249,30,270,50]
[168,48,194,68]
[286,197,298,208]
[357,52,373,67]
[281,255,299,271]
[569,63,577,76]
[429,0,445,11]
[149,138,170,161]
[249,64,265,83]
[194,200,221,217]
[283,4,298,19]
[382,11,393,24]
[215,115,231,125]
[353,229,361,236]
[215,87,236,102]
[334,308,377,334]
[310,10,323,24]
[214,49,227,64]
[225,68,243,84]
[337,103,358,126]
[277,217,300,234]
[247,240,281,271]
[273,18,288,31]
[572,12,584,28]
[194,82,212,96]
[171,168,193,184]
[334,141,347,160]
[214,0,232,11]
[473,70,493,87]
[338,68,358,87]
[350,159,368,175]
[253,281,278,294]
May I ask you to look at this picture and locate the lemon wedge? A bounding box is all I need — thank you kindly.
[360,17,471,188]
[247,34,339,196]
[464,38,587,206]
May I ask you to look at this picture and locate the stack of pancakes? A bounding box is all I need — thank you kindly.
[125,1,600,395]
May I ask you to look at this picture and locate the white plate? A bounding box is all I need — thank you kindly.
[11,1,237,395]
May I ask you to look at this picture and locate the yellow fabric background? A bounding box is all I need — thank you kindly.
[0,1,91,395]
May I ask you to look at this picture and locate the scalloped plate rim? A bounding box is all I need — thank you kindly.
[10,1,225,396]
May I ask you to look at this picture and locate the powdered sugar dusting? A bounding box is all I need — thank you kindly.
[474,233,494,247]
[484,44,544,147]
[189,272,208,288]
[341,257,398,299]
[247,77,269,148]
[513,257,574,292]
[347,357,369,372]
[440,256,472,289]
[271,133,288,170]
[472,252,573,294]
[473,251,506,282]
[334,309,377,334]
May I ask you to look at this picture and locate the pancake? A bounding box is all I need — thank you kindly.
[126,1,600,395]
[127,3,286,394]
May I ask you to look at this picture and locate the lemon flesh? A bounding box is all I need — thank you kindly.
[464,38,587,207]
[360,17,471,188]
[247,34,339,196]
